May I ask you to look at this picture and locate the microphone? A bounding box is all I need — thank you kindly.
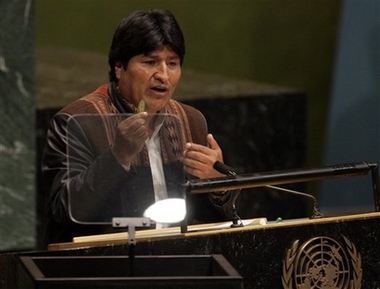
[213,161,242,227]
[212,161,324,219]
[187,162,376,194]
[213,161,237,176]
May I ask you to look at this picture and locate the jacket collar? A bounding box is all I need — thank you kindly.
[108,81,135,113]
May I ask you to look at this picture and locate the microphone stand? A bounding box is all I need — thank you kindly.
[264,184,324,218]
[213,161,243,227]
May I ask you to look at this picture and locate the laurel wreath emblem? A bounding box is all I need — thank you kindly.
[342,236,362,289]
[282,236,362,289]
[282,240,299,289]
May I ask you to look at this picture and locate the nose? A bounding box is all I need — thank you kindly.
[154,62,169,83]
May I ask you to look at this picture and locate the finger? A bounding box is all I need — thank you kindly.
[182,155,203,168]
[120,112,148,126]
[207,133,220,151]
[184,142,210,155]
[183,165,201,178]
[183,161,208,178]
[183,150,209,165]
[119,117,147,135]
[130,126,149,141]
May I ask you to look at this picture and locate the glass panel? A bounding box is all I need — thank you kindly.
[66,113,187,225]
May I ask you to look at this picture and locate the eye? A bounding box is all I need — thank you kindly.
[167,60,179,68]
[143,60,155,65]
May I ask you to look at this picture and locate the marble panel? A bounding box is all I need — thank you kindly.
[0,0,36,251]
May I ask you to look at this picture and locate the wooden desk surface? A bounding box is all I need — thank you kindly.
[48,212,380,251]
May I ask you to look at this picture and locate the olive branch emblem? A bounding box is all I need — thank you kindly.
[343,236,362,289]
[282,236,362,289]
[282,240,298,289]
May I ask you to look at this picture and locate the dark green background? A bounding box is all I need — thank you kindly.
[36,0,342,168]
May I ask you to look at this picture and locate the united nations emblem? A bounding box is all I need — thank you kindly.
[282,236,362,289]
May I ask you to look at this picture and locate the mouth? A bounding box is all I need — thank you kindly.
[150,85,168,94]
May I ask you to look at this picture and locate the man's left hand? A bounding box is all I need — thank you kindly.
[182,134,225,179]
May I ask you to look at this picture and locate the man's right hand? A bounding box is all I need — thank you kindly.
[111,112,149,167]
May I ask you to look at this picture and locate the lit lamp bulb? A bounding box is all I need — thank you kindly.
[143,198,186,223]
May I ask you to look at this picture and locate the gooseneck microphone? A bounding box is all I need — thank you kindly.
[264,185,323,218]
[213,161,237,176]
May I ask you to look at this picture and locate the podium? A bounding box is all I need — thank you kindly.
[3,162,378,288]
[3,212,377,289]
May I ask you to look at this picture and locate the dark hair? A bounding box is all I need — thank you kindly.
[108,9,185,82]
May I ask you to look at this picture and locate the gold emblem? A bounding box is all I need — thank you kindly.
[282,236,362,289]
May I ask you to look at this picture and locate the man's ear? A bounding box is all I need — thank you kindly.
[115,62,123,78]
[116,61,125,70]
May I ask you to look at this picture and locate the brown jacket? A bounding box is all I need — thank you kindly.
[41,83,234,245]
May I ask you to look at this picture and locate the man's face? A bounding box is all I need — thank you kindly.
[115,45,182,114]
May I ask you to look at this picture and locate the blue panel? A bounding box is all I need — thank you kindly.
[321,0,380,214]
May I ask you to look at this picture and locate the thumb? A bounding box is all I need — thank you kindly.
[207,133,220,150]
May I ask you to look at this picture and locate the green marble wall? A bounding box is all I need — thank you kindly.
[0,0,36,251]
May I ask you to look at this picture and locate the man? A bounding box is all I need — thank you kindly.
[42,9,238,246]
